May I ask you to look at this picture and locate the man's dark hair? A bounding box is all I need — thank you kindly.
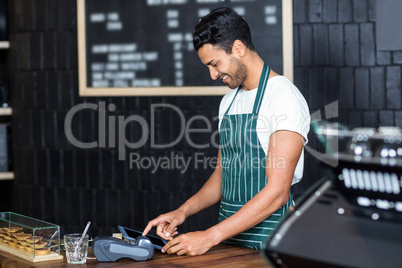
[193,7,255,53]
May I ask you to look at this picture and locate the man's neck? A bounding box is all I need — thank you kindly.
[241,54,265,91]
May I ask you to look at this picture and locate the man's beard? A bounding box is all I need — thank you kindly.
[226,56,247,89]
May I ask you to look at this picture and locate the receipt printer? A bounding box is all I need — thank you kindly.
[93,236,154,262]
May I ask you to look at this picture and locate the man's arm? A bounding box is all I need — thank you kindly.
[210,130,303,240]
[142,149,223,240]
[162,130,304,255]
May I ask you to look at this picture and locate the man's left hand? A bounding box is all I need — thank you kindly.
[161,230,217,256]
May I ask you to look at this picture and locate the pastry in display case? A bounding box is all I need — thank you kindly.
[0,212,63,262]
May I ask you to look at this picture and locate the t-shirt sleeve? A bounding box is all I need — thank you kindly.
[266,93,310,144]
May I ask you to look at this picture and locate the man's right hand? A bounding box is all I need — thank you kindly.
[142,209,186,240]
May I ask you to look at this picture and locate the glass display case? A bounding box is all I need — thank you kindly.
[0,212,63,262]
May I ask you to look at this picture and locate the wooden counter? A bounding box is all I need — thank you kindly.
[0,243,271,267]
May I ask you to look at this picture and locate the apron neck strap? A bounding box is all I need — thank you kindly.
[224,87,240,116]
[252,63,270,114]
[223,63,270,116]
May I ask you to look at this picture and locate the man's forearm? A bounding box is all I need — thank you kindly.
[207,182,290,245]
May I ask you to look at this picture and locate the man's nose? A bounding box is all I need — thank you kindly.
[210,69,219,80]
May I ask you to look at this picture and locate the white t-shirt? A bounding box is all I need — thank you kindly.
[218,76,310,185]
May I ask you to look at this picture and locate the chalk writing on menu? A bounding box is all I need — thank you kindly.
[85,0,282,88]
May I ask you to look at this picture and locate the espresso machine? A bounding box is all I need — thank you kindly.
[263,121,402,268]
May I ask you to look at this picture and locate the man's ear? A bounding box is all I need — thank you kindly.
[232,40,245,56]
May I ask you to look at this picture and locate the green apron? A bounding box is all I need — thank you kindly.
[219,64,293,250]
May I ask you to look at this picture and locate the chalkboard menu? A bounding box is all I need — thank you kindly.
[77,0,293,96]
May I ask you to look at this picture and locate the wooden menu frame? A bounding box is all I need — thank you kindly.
[77,0,293,96]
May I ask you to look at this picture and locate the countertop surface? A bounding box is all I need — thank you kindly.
[0,243,271,267]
